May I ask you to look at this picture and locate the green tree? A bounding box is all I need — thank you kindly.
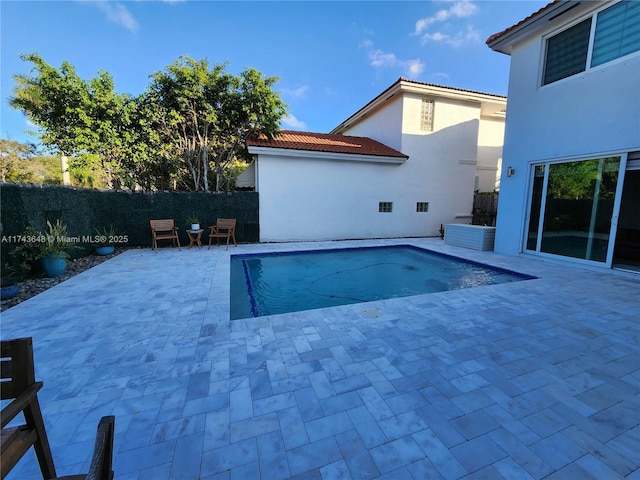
[147,56,288,192]
[9,53,135,188]
[9,53,288,192]
[0,139,36,182]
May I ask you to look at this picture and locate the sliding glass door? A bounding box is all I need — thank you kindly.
[525,156,621,263]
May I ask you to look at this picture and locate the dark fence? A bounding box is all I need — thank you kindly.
[472,193,498,226]
[0,183,259,256]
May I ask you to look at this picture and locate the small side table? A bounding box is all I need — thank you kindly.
[186,229,204,249]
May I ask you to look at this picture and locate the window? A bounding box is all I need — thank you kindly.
[591,1,640,67]
[378,202,393,213]
[525,157,621,262]
[416,202,429,212]
[543,1,640,85]
[543,18,592,85]
[421,98,434,131]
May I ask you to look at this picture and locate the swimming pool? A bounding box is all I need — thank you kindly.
[230,245,534,320]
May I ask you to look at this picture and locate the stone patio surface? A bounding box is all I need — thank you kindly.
[1,238,639,479]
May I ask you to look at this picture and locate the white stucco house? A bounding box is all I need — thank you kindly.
[487,0,640,270]
[245,78,506,242]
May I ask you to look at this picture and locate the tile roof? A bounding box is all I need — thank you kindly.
[397,77,506,99]
[246,130,408,158]
[486,0,559,45]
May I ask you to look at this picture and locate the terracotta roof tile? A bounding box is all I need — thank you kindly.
[246,130,408,158]
[486,0,559,46]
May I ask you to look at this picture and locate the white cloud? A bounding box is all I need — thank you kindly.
[449,0,478,19]
[94,1,138,33]
[282,114,307,130]
[368,49,398,68]
[414,0,479,47]
[415,0,478,35]
[367,49,424,77]
[407,60,425,77]
[422,25,480,48]
[431,71,451,80]
[281,85,310,100]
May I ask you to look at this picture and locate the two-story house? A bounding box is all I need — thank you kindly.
[487,0,640,270]
[245,78,506,242]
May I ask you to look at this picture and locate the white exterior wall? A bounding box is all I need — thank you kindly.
[476,117,504,192]
[336,96,404,151]
[397,95,481,230]
[256,94,488,242]
[257,154,416,242]
[494,8,640,256]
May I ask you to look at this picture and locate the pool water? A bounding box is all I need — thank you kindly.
[230,245,534,320]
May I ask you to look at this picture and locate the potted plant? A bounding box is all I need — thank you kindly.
[0,261,27,300]
[40,219,72,278]
[1,271,20,300]
[94,225,118,256]
[186,214,200,231]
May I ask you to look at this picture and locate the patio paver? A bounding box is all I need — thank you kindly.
[1,238,638,479]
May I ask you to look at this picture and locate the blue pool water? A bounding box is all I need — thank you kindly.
[230,245,534,320]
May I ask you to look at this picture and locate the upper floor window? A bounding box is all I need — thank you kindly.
[543,18,592,85]
[542,1,640,86]
[591,0,640,67]
[421,98,434,131]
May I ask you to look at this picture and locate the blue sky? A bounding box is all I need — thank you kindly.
[1,0,548,146]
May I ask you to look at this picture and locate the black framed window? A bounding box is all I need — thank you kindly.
[543,18,592,85]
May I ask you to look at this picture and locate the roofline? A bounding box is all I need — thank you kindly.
[247,145,408,165]
[331,78,506,135]
[487,1,585,55]
[246,130,409,159]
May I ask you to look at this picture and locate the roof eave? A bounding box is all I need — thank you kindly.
[487,1,582,55]
[247,145,408,164]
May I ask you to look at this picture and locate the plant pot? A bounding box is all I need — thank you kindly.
[41,253,67,278]
[1,284,19,300]
[190,223,200,230]
[95,245,115,256]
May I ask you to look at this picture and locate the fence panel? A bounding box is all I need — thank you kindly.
[0,184,259,256]
[472,193,498,226]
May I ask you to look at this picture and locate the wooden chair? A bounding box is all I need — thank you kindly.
[150,219,181,252]
[51,416,115,480]
[1,337,57,480]
[208,218,237,250]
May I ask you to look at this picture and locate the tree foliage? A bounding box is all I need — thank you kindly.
[0,138,109,187]
[9,53,288,192]
[547,158,619,200]
[9,53,135,188]
[146,56,287,191]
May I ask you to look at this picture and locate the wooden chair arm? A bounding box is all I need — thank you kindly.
[1,382,43,428]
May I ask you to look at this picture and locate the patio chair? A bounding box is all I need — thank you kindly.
[51,416,115,480]
[150,219,181,252]
[208,218,237,250]
[0,337,57,480]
